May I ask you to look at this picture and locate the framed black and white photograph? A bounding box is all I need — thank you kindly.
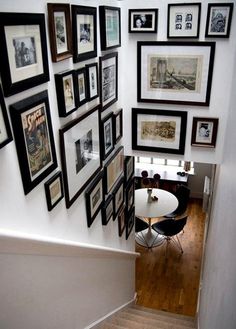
[101,194,114,225]
[55,70,77,117]
[101,112,114,160]
[9,90,57,195]
[118,204,126,237]
[113,176,124,218]
[129,8,158,33]
[99,6,121,50]
[167,3,201,38]
[74,67,88,107]
[85,170,104,227]
[113,108,123,144]
[72,5,97,63]
[59,105,101,208]
[132,108,187,155]
[0,85,13,149]
[126,206,135,240]
[0,12,49,97]
[47,3,72,62]
[125,178,135,213]
[191,117,219,148]
[104,146,124,194]
[44,171,64,211]
[86,63,99,101]
[99,52,118,111]
[124,156,135,186]
[137,41,215,106]
[205,3,234,38]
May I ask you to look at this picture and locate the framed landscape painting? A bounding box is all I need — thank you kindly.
[137,41,215,106]
[191,117,219,148]
[129,8,158,33]
[0,85,13,149]
[99,6,121,50]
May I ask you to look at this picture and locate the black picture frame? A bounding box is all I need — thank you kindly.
[137,41,215,106]
[124,156,135,186]
[55,69,77,117]
[191,117,219,148]
[59,105,101,208]
[44,171,64,211]
[101,194,114,225]
[113,176,125,218]
[47,3,73,62]
[118,204,126,237]
[0,12,49,97]
[132,108,187,155]
[0,84,13,149]
[99,6,121,50]
[74,67,88,107]
[113,108,123,144]
[167,3,201,39]
[99,52,118,111]
[100,112,114,160]
[9,90,58,195]
[85,170,104,228]
[104,146,124,194]
[128,8,158,33]
[71,5,97,63]
[86,63,99,101]
[126,206,135,240]
[125,178,135,213]
[205,3,234,38]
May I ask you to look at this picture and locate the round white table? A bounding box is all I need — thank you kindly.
[135,188,178,248]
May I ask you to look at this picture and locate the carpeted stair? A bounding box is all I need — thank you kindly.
[94,304,196,329]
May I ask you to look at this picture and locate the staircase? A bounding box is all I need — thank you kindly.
[94,304,196,329]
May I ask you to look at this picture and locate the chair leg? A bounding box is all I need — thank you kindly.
[171,235,183,253]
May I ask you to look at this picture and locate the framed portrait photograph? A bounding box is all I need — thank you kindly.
[101,194,114,225]
[47,3,72,62]
[167,3,201,38]
[86,63,99,101]
[113,108,123,144]
[101,112,114,160]
[126,206,135,240]
[104,146,124,194]
[71,5,97,63]
[191,117,219,148]
[85,170,104,227]
[0,13,49,97]
[124,156,135,186]
[74,67,88,107]
[0,85,13,149]
[129,8,158,33]
[99,6,121,50]
[99,52,118,111]
[137,41,215,106]
[113,176,124,218]
[205,3,234,38]
[125,178,135,213]
[44,171,64,211]
[55,70,77,117]
[118,204,126,237]
[132,108,187,155]
[9,90,57,195]
[59,105,101,208]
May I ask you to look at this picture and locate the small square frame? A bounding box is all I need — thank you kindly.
[0,84,13,149]
[191,117,219,148]
[44,171,64,211]
[129,8,158,33]
[113,108,123,144]
[101,194,114,225]
[100,112,114,160]
[86,63,99,101]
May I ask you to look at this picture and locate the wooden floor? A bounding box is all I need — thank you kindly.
[135,198,206,317]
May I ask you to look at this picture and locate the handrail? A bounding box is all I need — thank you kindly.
[0,228,140,258]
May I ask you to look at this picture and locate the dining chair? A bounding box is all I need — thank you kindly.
[164,184,190,218]
[135,217,149,246]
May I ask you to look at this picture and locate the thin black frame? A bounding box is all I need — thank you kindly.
[71,5,97,63]
[167,3,201,39]
[44,171,64,211]
[126,206,135,240]
[99,52,118,111]
[128,8,158,33]
[99,6,121,50]
[0,85,13,149]
[113,108,123,144]
[137,41,215,106]
[205,3,234,38]
[85,170,104,228]
[86,63,99,101]
[191,117,219,148]
[104,145,124,194]
[0,12,49,97]
[124,156,134,186]
[101,194,114,225]
[113,176,125,218]
[118,204,126,237]
[132,108,187,155]
[74,67,88,107]
[9,90,58,195]
[125,178,135,213]
[100,112,114,160]
[55,69,77,117]
[47,3,73,62]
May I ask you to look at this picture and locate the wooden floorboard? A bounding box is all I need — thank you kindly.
[135,198,205,317]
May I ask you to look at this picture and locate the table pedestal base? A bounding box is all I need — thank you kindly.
[135,228,164,248]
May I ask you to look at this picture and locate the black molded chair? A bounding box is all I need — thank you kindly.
[164,185,190,218]
[152,216,188,255]
[135,217,149,246]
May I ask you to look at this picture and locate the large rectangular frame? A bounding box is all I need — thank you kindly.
[137,41,215,106]
[0,84,13,148]
[132,108,187,155]
[99,6,121,50]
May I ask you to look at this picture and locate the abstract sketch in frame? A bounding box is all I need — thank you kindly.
[0,84,13,149]
[0,12,49,97]
[137,41,215,106]
[205,3,234,38]
[47,3,73,62]
[113,108,123,144]
[9,90,58,195]
[132,108,187,155]
[191,117,219,148]
[44,171,64,211]
[86,62,99,101]
[129,8,158,33]
[100,112,114,160]
[99,6,121,50]
[101,194,114,225]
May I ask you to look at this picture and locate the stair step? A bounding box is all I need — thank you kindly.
[106,316,165,329]
[98,323,127,329]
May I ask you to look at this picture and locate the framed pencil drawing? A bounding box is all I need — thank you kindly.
[0,85,13,149]
[100,112,114,160]
[101,194,114,225]
[191,117,219,148]
[104,146,124,194]
[132,108,187,155]
[126,206,135,240]
[44,171,64,211]
[99,6,121,50]
[129,8,158,33]
[137,41,215,106]
[75,67,88,107]
[113,108,123,144]
[86,63,99,101]
[47,3,72,62]
[9,90,57,195]
[0,12,49,97]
